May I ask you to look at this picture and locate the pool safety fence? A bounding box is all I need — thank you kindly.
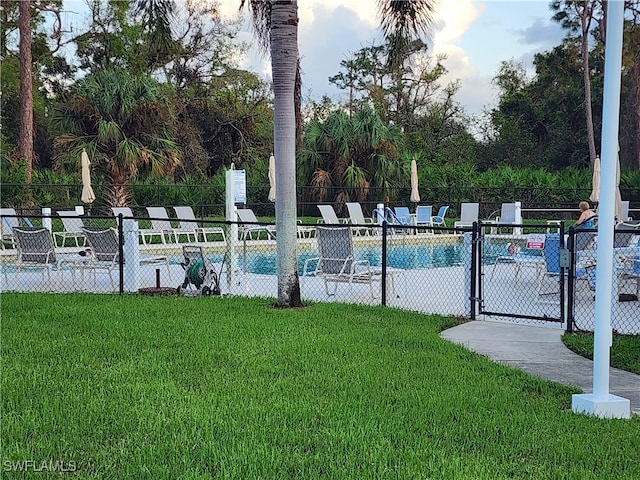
[1,212,639,335]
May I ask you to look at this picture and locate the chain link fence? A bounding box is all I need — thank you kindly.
[1,210,639,335]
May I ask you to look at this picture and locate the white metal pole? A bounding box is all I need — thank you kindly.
[572,0,630,419]
[592,0,623,398]
[225,165,238,290]
[42,208,52,232]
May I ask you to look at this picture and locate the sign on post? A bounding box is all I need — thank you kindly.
[526,233,545,250]
[234,170,246,204]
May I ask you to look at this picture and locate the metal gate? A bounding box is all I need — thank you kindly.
[475,221,565,324]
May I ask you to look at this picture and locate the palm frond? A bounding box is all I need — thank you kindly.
[240,0,272,54]
[377,0,435,39]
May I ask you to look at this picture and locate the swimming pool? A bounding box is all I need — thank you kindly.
[165,239,540,276]
[179,242,477,276]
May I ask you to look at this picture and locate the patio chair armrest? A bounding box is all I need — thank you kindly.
[352,259,372,274]
[303,257,320,276]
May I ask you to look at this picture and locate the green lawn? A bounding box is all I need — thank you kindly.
[563,332,640,375]
[2,293,639,479]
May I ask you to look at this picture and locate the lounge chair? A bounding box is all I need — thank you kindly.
[8,226,58,285]
[317,205,345,224]
[146,206,182,244]
[491,202,521,234]
[6,227,80,289]
[490,242,544,282]
[373,207,409,234]
[414,205,433,233]
[54,210,86,247]
[1,208,19,249]
[303,226,380,297]
[454,203,479,228]
[111,207,163,245]
[620,201,631,222]
[345,202,374,236]
[111,207,134,218]
[81,226,172,288]
[618,236,640,298]
[236,209,276,240]
[538,233,563,298]
[173,206,225,243]
[431,206,449,229]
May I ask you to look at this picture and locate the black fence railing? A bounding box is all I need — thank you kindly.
[4,182,640,220]
[1,212,639,335]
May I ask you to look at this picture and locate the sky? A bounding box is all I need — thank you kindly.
[58,0,567,117]
[219,0,566,117]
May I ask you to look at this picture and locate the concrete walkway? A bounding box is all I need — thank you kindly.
[441,321,639,415]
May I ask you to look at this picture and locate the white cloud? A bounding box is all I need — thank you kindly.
[221,0,564,117]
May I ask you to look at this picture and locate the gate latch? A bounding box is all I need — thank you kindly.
[559,248,571,268]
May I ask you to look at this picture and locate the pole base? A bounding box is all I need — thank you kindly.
[572,393,631,419]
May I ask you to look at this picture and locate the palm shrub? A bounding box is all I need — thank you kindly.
[298,107,404,209]
[50,69,182,208]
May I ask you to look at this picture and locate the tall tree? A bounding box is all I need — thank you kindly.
[241,0,434,307]
[551,0,603,168]
[18,0,34,184]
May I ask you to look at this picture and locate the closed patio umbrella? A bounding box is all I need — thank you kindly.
[589,155,600,204]
[268,153,276,202]
[81,149,96,204]
[410,159,420,203]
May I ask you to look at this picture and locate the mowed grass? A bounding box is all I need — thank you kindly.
[2,294,639,479]
[563,332,640,375]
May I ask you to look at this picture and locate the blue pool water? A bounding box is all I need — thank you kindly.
[186,243,469,276]
[169,240,542,276]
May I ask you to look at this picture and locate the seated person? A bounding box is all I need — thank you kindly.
[575,201,597,229]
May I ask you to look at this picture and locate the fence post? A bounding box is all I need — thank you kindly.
[566,224,575,333]
[381,221,387,306]
[122,214,140,294]
[42,208,52,232]
[464,225,476,319]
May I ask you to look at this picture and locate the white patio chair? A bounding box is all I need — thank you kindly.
[345,202,374,236]
[173,206,225,243]
[236,209,276,240]
[111,207,159,245]
[1,207,19,249]
[54,210,86,247]
[454,203,479,228]
[317,205,346,224]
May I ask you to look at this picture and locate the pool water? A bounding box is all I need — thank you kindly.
[170,240,540,276]
[226,243,467,276]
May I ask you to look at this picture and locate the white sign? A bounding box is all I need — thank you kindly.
[526,233,545,250]
[234,170,246,204]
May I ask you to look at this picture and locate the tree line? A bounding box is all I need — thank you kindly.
[2,0,640,212]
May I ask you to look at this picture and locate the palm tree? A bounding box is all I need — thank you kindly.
[300,107,404,209]
[51,69,182,207]
[242,0,434,307]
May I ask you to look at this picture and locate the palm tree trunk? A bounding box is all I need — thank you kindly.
[634,51,640,169]
[18,0,34,184]
[581,11,597,168]
[271,0,301,307]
